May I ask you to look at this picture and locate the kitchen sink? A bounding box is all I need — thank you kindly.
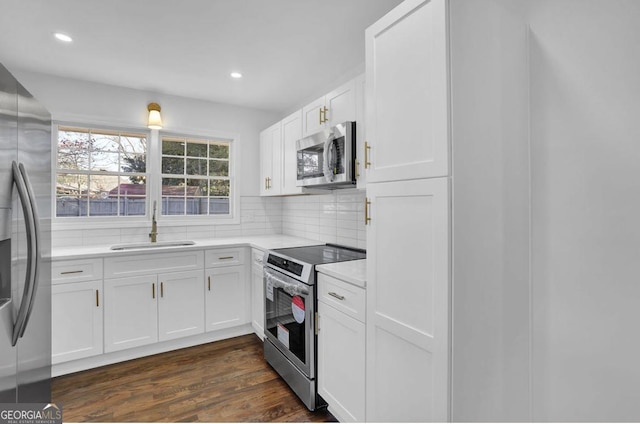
[110,240,196,250]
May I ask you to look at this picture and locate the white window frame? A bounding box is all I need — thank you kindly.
[52,122,240,231]
[155,131,238,225]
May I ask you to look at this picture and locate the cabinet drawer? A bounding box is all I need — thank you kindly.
[52,258,103,284]
[104,251,204,279]
[205,247,245,268]
[318,273,365,323]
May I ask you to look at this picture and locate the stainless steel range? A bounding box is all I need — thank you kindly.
[263,244,366,410]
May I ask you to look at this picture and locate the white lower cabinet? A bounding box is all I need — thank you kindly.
[104,269,205,352]
[52,280,103,364]
[158,270,205,341]
[205,265,248,331]
[317,273,366,422]
[366,177,450,422]
[104,274,159,352]
[53,247,257,373]
[250,248,265,338]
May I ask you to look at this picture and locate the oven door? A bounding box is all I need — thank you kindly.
[264,266,314,378]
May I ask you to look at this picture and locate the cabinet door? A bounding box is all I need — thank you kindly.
[365,0,449,183]
[354,73,367,189]
[205,265,248,331]
[260,122,282,195]
[104,275,158,352]
[366,177,449,422]
[52,280,103,363]
[281,110,304,195]
[302,96,326,137]
[157,270,205,342]
[325,79,356,128]
[318,301,365,422]
[251,262,264,339]
[251,248,265,338]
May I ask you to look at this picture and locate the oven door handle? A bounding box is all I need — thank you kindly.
[264,268,309,297]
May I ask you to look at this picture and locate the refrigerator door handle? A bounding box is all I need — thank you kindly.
[17,163,41,338]
[10,161,37,346]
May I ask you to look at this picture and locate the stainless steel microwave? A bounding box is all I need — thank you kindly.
[296,121,356,189]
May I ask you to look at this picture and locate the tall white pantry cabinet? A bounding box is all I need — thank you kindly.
[365,0,530,422]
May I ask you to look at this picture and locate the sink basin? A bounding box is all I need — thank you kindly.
[110,240,196,251]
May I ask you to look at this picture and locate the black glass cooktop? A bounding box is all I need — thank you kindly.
[271,243,366,266]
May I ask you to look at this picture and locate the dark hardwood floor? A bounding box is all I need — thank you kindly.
[52,334,336,422]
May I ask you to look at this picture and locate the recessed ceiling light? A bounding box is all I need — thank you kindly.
[54,32,73,43]
[230,72,243,79]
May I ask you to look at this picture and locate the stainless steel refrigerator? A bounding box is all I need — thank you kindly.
[0,63,51,402]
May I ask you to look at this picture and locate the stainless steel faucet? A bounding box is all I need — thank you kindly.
[149,200,158,242]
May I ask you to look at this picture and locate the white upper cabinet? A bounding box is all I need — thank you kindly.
[281,110,304,195]
[365,0,449,183]
[355,73,367,189]
[260,75,364,196]
[259,122,282,196]
[302,79,357,137]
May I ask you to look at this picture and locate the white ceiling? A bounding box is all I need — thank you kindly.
[0,0,403,114]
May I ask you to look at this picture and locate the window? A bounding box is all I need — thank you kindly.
[56,126,148,217]
[161,136,232,216]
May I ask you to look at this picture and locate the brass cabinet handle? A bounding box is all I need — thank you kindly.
[61,270,83,275]
[322,106,329,123]
[364,141,372,169]
[96,289,99,307]
[208,275,211,291]
[328,292,345,301]
[319,108,323,125]
[152,283,155,299]
[160,282,164,298]
[219,256,234,260]
[365,197,372,225]
[355,159,360,178]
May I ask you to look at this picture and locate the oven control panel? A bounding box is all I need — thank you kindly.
[267,254,304,277]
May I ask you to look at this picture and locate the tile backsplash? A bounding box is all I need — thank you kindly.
[51,190,366,250]
[281,189,366,249]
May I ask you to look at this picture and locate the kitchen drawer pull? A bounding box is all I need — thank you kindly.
[218,256,234,260]
[96,289,99,307]
[208,275,211,291]
[328,292,345,301]
[152,283,155,299]
[60,270,83,275]
[160,282,164,298]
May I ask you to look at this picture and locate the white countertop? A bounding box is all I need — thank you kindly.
[316,259,367,288]
[52,235,325,260]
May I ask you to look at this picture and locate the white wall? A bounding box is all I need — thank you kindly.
[11,69,286,247]
[528,0,640,421]
[13,69,280,198]
[449,0,530,421]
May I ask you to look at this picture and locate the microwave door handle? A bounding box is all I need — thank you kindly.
[322,134,334,182]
